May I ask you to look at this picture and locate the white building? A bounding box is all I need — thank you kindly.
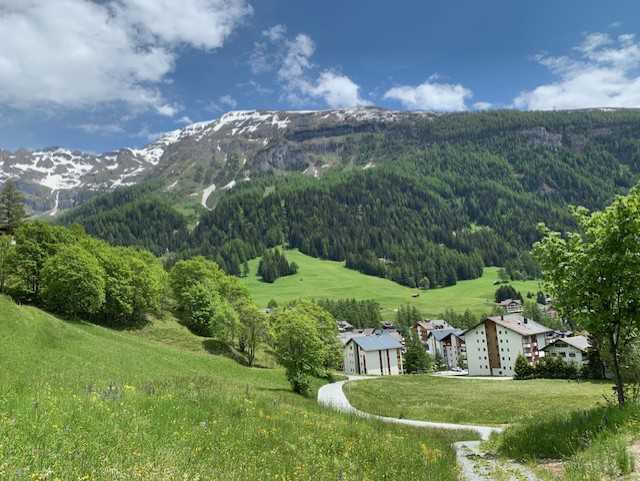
[425,328,466,369]
[343,335,404,376]
[463,314,554,377]
[542,335,590,366]
[497,298,523,313]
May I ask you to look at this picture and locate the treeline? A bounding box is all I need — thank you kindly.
[0,221,165,327]
[257,248,298,283]
[55,110,640,286]
[316,298,383,328]
[59,181,190,256]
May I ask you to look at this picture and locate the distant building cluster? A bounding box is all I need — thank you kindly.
[337,299,590,378]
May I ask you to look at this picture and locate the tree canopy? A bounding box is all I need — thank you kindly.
[533,188,640,406]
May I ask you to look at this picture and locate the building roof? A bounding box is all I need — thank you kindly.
[464,314,553,337]
[415,320,450,331]
[348,334,403,351]
[429,328,464,342]
[542,335,590,352]
[498,298,522,306]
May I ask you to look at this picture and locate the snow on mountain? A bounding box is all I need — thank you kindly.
[0,107,424,214]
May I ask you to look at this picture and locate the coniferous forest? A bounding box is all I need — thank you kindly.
[56,110,640,287]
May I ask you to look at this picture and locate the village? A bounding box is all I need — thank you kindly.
[338,297,592,378]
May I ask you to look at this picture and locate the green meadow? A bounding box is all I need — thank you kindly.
[344,375,613,426]
[241,249,540,319]
[0,296,477,481]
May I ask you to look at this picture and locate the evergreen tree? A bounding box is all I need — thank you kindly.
[0,180,26,234]
[404,332,431,374]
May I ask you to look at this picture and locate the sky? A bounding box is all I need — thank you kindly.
[1,0,640,152]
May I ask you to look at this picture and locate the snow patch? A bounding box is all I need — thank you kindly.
[201,183,216,209]
[363,162,375,170]
[49,190,60,217]
[221,180,236,191]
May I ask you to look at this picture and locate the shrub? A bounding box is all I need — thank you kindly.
[513,355,535,379]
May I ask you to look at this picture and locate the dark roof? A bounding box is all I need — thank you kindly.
[542,335,590,352]
[429,328,464,342]
[348,334,403,351]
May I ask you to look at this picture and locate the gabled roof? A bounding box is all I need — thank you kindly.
[428,328,464,342]
[463,314,553,337]
[415,320,449,331]
[542,335,590,352]
[347,334,402,351]
[498,298,522,306]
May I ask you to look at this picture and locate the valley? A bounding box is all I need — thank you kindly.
[240,249,539,319]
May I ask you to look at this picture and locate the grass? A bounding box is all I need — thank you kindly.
[344,375,613,425]
[240,249,540,319]
[0,296,478,481]
[496,403,640,480]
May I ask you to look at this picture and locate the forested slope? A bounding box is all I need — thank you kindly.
[59,110,640,286]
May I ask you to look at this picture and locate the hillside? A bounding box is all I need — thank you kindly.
[0,295,476,481]
[22,108,640,289]
[241,249,539,318]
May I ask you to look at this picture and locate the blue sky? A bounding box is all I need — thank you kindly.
[1,0,639,152]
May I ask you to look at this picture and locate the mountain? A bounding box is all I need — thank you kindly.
[7,107,640,289]
[0,108,432,215]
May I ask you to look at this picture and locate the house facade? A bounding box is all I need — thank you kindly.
[464,314,554,377]
[343,335,404,376]
[497,298,523,313]
[425,328,466,369]
[415,320,450,344]
[542,335,590,366]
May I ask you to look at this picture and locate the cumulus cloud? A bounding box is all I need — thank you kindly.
[473,101,493,111]
[514,32,640,110]
[0,0,251,114]
[207,94,239,112]
[383,79,472,111]
[251,26,369,108]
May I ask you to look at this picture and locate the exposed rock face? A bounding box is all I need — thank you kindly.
[0,108,432,215]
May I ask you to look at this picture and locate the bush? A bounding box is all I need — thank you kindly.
[513,355,535,379]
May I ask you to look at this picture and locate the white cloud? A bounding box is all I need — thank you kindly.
[177,116,194,125]
[218,95,238,109]
[252,27,368,108]
[307,72,369,109]
[383,79,472,111]
[514,32,640,110]
[0,0,251,115]
[77,123,125,135]
[473,101,493,111]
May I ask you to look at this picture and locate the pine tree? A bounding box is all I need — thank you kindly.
[0,180,26,234]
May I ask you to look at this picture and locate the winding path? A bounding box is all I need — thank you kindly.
[318,376,542,481]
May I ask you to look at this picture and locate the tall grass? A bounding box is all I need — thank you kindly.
[497,404,640,460]
[0,297,477,481]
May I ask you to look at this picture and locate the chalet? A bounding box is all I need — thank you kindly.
[542,335,590,366]
[463,314,554,377]
[414,319,451,344]
[497,298,523,313]
[425,328,466,369]
[343,335,404,376]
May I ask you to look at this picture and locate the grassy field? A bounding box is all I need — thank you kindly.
[241,249,540,319]
[0,296,477,481]
[344,375,613,425]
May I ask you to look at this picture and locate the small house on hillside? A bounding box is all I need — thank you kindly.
[497,298,523,314]
[414,320,451,344]
[542,335,590,366]
[464,314,554,377]
[343,335,403,376]
[425,329,466,369]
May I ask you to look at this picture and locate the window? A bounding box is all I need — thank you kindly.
[560,352,566,357]
[569,353,576,358]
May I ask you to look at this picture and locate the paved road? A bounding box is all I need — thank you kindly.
[317,377,502,440]
[318,377,542,481]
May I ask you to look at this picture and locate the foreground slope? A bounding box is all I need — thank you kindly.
[0,296,475,481]
[241,250,538,318]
